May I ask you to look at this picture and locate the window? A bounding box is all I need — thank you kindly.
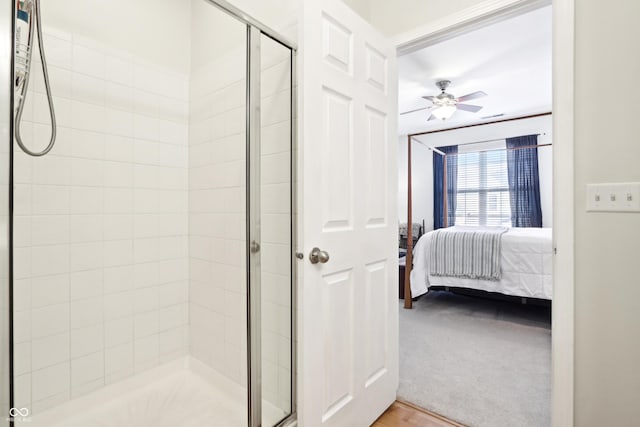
[455,148,511,226]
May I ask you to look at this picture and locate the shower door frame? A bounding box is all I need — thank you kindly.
[194,2,299,427]
[170,2,300,426]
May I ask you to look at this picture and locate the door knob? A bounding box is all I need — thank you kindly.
[309,247,330,264]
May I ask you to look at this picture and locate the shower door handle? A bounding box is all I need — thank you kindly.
[309,247,330,264]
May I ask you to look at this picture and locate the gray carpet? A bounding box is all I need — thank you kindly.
[398,291,551,427]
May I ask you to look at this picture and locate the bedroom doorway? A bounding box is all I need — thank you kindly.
[396,4,554,426]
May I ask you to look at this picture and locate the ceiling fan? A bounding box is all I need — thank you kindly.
[401,80,487,121]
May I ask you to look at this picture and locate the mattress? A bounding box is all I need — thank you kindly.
[410,227,553,300]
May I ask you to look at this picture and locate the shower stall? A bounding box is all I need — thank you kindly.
[1,0,295,426]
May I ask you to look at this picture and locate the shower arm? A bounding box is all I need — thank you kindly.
[14,0,57,157]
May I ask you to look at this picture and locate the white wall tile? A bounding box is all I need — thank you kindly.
[104,135,134,162]
[104,265,134,294]
[103,215,133,241]
[14,310,32,344]
[106,109,134,137]
[31,274,69,308]
[32,362,70,402]
[31,245,69,277]
[104,161,133,188]
[104,188,133,214]
[159,327,186,360]
[106,55,134,86]
[73,44,106,78]
[103,239,133,267]
[32,156,71,185]
[159,304,188,331]
[105,342,133,383]
[70,297,103,329]
[106,82,134,112]
[31,305,69,342]
[32,185,70,215]
[14,184,32,216]
[14,342,32,376]
[134,311,159,338]
[104,292,133,321]
[70,269,102,301]
[13,151,33,185]
[48,66,73,100]
[13,278,31,312]
[72,72,105,106]
[30,216,69,247]
[133,287,159,314]
[69,215,102,243]
[42,35,72,70]
[71,158,104,187]
[70,242,103,272]
[71,101,105,132]
[104,317,133,348]
[71,352,104,387]
[134,334,159,370]
[32,332,70,371]
[70,186,103,214]
[71,129,105,159]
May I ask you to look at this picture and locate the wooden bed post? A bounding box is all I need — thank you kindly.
[404,135,413,309]
[443,154,448,228]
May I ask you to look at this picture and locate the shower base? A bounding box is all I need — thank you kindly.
[23,358,287,427]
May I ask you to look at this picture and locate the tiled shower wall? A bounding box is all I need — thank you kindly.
[12,27,189,412]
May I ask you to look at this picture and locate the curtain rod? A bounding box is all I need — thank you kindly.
[408,111,552,138]
[436,142,552,157]
[415,133,548,155]
[447,132,545,148]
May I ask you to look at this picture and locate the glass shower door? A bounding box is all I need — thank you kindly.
[259,32,294,427]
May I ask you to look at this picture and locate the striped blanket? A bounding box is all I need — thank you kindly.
[429,227,508,281]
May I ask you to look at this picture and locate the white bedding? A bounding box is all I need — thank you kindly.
[410,227,553,300]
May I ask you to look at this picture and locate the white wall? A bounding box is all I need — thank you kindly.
[574,1,640,425]
[399,115,553,230]
[341,0,482,36]
[366,0,640,423]
[397,137,433,229]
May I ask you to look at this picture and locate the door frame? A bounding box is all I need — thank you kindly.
[393,0,575,426]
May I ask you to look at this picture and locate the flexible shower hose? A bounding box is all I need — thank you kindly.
[14,0,56,157]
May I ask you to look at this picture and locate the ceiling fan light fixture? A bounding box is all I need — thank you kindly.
[432,105,456,120]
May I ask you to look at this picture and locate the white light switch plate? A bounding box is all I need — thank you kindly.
[586,182,640,212]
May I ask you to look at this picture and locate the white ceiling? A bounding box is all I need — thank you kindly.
[398,6,552,135]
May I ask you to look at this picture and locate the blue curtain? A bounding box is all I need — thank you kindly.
[433,145,458,229]
[506,134,543,227]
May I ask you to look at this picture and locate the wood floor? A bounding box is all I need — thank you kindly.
[372,400,466,427]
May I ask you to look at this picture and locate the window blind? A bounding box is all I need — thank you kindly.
[455,148,511,226]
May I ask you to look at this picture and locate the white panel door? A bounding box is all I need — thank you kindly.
[300,1,398,425]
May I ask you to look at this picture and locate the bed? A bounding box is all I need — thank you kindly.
[409,226,553,300]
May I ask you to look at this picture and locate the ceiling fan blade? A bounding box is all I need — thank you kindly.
[400,106,430,115]
[422,95,435,102]
[456,91,487,102]
[456,103,483,113]
[427,114,437,121]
